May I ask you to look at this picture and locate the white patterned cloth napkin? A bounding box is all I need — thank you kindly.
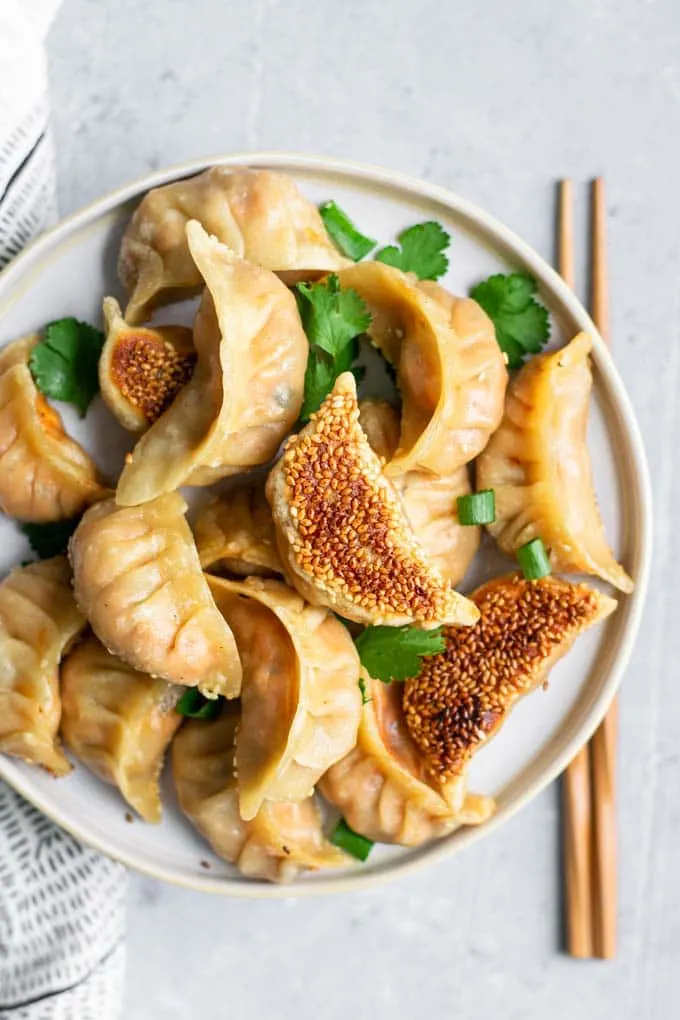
[0,3,127,1018]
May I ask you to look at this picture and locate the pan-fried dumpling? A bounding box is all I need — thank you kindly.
[266,373,479,627]
[320,677,493,846]
[100,297,195,432]
[207,576,362,821]
[0,336,103,522]
[476,333,634,592]
[173,707,348,882]
[116,221,307,506]
[194,483,283,577]
[336,263,507,475]
[69,494,242,697]
[359,400,479,586]
[0,557,86,775]
[119,167,350,323]
[403,574,617,789]
[60,634,182,822]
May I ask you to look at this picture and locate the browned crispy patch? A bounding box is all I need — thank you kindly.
[110,332,195,424]
[403,574,616,782]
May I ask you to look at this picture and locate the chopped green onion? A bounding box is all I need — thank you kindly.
[175,688,220,719]
[457,490,496,526]
[517,537,551,580]
[330,818,374,861]
[319,201,377,261]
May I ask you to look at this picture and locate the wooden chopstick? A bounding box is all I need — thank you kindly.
[589,177,618,960]
[559,179,595,959]
[560,177,618,960]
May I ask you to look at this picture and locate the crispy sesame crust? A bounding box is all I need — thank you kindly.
[403,574,617,783]
[266,372,479,627]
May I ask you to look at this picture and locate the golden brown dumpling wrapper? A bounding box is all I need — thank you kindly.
[336,263,507,475]
[359,399,480,586]
[116,221,307,506]
[173,706,348,882]
[208,576,362,821]
[194,484,283,577]
[403,574,617,788]
[100,297,195,433]
[0,336,103,522]
[119,167,349,323]
[69,494,242,697]
[476,332,633,592]
[0,557,86,775]
[266,372,479,627]
[320,678,493,846]
[61,634,182,822]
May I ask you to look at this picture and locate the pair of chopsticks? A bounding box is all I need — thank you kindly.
[559,178,617,960]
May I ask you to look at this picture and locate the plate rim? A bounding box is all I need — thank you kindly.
[0,151,653,898]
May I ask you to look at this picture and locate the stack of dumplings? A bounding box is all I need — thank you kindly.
[0,167,633,884]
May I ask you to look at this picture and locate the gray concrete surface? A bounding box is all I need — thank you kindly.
[46,1,676,1017]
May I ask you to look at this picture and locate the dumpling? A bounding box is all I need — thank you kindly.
[60,634,182,822]
[194,483,283,577]
[100,297,195,432]
[359,399,480,586]
[476,332,634,592]
[119,167,349,323]
[266,372,479,627]
[320,677,493,846]
[336,262,507,475]
[207,575,362,821]
[116,221,307,506]
[69,494,242,697]
[0,557,86,775]
[0,336,103,522]
[173,706,348,882]
[403,574,617,789]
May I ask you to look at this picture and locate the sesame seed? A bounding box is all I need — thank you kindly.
[111,333,195,423]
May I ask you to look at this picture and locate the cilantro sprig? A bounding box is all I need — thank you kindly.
[470,273,550,369]
[296,275,371,421]
[21,518,80,559]
[319,201,377,261]
[375,221,450,280]
[175,689,220,720]
[355,624,446,683]
[29,317,105,417]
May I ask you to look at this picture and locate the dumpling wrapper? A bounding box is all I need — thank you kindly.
[321,677,493,846]
[61,634,182,822]
[69,494,242,697]
[476,332,634,593]
[359,399,480,586]
[119,167,350,323]
[403,574,617,788]
[207,576,362,821]
[172,707,348,882]
[116,221,307,506]
[0,557,86,775]
[100,297,195,433]
[194,483,283,577]
[266,372,479,627]
[0,336,103,522]
[336,263,508,475]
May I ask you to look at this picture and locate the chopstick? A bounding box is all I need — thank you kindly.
[559,180,595,960]
[589,178,617,960]
[559,178,617,959]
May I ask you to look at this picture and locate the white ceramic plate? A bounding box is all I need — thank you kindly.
[0,153,651,897]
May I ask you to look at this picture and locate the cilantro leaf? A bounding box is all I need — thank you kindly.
[375,221,450,280]
[358,675,372,705]
[355,625,446,683]
[470,273,550,369]
[175,689,220,719]
[21,518,80,559]
[29,317,105,417]
[296,276,371,421]
[319,201,377,261]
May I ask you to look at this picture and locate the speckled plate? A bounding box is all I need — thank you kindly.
[0,154,652,897]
